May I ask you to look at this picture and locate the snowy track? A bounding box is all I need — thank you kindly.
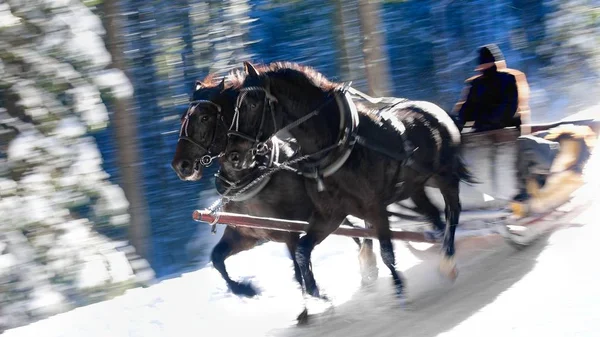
[5,145,600,337]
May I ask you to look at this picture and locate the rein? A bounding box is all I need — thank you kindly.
[229,81,279,146]
[205,139,346,232]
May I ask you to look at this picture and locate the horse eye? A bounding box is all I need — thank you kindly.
[201,116,209,122]
[250,103,257,109]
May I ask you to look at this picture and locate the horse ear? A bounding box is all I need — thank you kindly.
[218,78,225,91]
[195,80,203,91]
[243,61,259,77]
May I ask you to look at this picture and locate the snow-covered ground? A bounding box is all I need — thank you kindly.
[4,134,600,337]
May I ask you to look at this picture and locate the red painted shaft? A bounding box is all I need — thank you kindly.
[192,209,436,243]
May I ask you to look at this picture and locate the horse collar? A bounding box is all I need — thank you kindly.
[301,87,360,180]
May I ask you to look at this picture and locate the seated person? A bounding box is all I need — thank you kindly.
[452,44,531,134]
[511,124,596,217]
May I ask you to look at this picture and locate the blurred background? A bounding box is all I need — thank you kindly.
[1,0,599,331]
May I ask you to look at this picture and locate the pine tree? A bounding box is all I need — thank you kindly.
[0,0,146,329]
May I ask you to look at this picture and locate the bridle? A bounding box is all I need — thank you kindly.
[234,79,359,184]
[178,99,228,167]
[212,86,280,187]
[228,81,279,154]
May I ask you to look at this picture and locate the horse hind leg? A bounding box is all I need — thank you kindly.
[340,217,366,248]
[358,223,379,285]
[411,186,445,235]
[340,218,378,285]
[435,175,461,281]
[211,226,261,297]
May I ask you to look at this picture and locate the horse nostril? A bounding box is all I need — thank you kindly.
[228,152,240,163]
[177,159,193,174]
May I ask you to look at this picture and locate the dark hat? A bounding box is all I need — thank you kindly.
[475,44,505,71]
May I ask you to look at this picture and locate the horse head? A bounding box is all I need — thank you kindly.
[171,78,232,181]
[238,61,350,162]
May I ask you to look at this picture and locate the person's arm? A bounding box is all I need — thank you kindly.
[499,75,519,126]
[452,82,476,131]
[515,72,531,135]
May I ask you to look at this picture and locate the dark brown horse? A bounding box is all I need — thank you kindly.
[171,79,377,300]
[231,61,475,302]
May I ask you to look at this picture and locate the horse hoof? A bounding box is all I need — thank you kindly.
[296,308,309,326]
[230,281,259,297]
[439,256,458,281]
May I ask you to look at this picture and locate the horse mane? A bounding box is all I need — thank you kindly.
[224,61,340,92]
[200,62,386,123]
[197,73,220,88]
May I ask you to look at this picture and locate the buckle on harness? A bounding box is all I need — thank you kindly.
[254,142,269,156]
[201,155,213,166]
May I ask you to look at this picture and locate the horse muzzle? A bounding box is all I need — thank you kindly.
[172,157,204,181]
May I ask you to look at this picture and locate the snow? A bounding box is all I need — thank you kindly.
[5,191,600,336]
[0,3,21,28]
[4,139,599,337]
[77,256,111,290]
[54,117,87,139]
[93,69,135,99]
[93,184,130,218]
[7,132,40,161]
[28,287,67,316]
[106,251,135,283]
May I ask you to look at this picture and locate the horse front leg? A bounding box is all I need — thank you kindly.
[295,212,345,325]
[211,226,260,297]
[284,233,303,290]
[296,212,343,299]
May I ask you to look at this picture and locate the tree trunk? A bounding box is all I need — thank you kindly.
[102,0,151,262]
[333,0,352,81]
[430,1,452,110]
[176,0,197,92]
[357,0,392,96]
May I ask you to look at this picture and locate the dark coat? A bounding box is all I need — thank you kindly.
[453,62,530,133]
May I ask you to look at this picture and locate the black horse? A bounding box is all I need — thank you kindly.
[231,61,475,301]
[171,78,377,299]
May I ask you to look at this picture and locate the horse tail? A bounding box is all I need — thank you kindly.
[455,154,478,184]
